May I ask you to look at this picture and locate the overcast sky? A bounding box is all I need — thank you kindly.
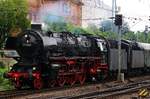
[103,0,150,32]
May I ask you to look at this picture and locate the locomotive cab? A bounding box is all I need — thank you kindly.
[96,39,108,52]
[96,38,108,64]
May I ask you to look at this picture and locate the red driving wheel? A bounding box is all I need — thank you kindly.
[78,73,86,85]
[69,75,76,86]
[49,80,56,87]
[14,80,22,89]
[57,75,66,87]
[33,78,43,89]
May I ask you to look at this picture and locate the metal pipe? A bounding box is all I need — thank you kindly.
[117,25,122,81]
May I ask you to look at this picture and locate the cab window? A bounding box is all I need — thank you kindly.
[97,40,107,52]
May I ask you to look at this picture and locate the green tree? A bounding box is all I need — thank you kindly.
[100,20,130,33]
[45,21,88,36]
[45,21,119,39]
[69,26,88,36]
[0,0,30,48]
[136,31,148,43]
[86,24,101,35]
[122,31,136,41]
[46,22,68,32]
[86,24,118,39]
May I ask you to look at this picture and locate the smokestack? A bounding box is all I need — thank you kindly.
[31,23,42,31]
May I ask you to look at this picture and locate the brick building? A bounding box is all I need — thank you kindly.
[82,0,112,27]
[27,0,83,26]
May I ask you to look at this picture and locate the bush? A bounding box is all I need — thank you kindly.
[0,61,13,90]
[0,61,5,69]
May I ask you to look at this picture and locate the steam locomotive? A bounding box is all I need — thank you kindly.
[3,25,150,89]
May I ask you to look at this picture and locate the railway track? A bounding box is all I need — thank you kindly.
[0,86,71,99]
[0,75,150,99]
[0,89,33,99]
[54,80,150,99]
[0,82,95,99]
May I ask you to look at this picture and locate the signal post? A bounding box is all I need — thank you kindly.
[115,14,123,81]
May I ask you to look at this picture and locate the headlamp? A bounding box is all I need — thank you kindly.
[33,67,36,70]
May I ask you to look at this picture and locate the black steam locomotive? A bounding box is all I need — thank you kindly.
[3,25,150,89]
[4,25,109,89]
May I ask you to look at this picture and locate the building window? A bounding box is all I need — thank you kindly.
[63,2,71,15]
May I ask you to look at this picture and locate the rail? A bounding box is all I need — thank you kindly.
[54,80,150,99]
